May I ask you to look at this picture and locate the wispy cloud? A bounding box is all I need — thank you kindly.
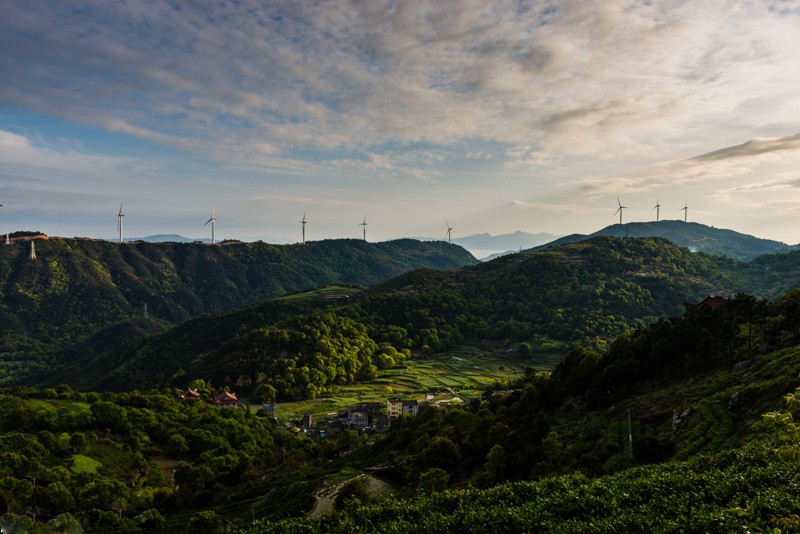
[0,130,132,177]
[691,133,800,162]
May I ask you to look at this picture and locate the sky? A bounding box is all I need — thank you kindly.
[3,0,800,245]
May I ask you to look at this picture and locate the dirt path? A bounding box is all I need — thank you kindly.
[310,473,393,517]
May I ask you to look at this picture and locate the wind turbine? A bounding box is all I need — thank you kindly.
[117,203,124,243]
[445,221,453,244]
[205,205,216,244]
[359,214,367,242]
[681,201,688,223]
[615,197,628,225]
[653,197,661,222]
[0,202,7,245]
[299,211,307,244]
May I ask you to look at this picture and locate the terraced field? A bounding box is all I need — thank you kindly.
[268,346,562,422]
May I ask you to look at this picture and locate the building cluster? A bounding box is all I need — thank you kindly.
[178,387,241,408]
[324,401,388,438]
[178,383,447,441]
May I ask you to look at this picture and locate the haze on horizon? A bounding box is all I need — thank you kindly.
[2,1,800,245]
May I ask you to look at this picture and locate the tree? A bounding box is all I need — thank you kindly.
[336,430,359,452]
[43,481,76,512]
[420,436,461,472]
[418,468,449,494]
[136,508,166,530]
[334,478,370,510]
[486,444,506,481]
[252,383,277,403]
[185,510,224,533]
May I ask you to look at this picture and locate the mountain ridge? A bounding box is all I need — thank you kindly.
[533,220,797,261]
[0,236,476,362]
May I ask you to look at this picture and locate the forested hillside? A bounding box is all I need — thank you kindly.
[4,285,800,531]
[0,236,475,359]
[49,236,786,393]
[252,289,800,532]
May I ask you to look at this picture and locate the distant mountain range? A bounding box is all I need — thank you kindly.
[532,220,798,261]
[126,234,208,243]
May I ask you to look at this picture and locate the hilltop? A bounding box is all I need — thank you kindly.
[534,220,797,261]
[0,236,476,362]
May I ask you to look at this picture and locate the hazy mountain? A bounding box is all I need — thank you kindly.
[418,231,560,259]
[452,231,559,251]
[125,234,208,243]
[533,220,797,261]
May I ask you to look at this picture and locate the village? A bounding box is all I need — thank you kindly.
[177,385,466,440]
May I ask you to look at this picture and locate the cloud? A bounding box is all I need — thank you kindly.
[0,130,132,177]
[4,0,800,176]
[690,133,800,162]
[249,194,355,208]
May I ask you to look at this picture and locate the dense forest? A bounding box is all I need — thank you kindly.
[0,236,475,383]
[2,286,800,531]
[44,236,799,393]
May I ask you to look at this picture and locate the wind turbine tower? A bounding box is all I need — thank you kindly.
[446,221,453,244]
[653,198,661,222]
[117,203,125,243]
[205,205,217,244]
[1,202,8,245]
[300,211,307,244]
[615,198,628,225]
[681,201,688,223]
[359,215,367,242]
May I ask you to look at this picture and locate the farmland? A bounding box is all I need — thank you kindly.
[269,346,561,422]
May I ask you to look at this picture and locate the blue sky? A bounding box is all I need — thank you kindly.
[3,0,800,244]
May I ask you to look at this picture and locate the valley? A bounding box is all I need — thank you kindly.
[1,230,800,532]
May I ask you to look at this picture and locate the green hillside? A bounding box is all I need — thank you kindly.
[47,235,785,394]
[3,286,800,531]
[536,220,797,261]
[252,290,800,532]
[0,236,475,362]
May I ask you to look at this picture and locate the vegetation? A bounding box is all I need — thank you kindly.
[43,236,792,393]
[273,346,536,422]
[0,386,327,531]
[0,237,475,383]
[246,288,800,532]
[5,234,800,530]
